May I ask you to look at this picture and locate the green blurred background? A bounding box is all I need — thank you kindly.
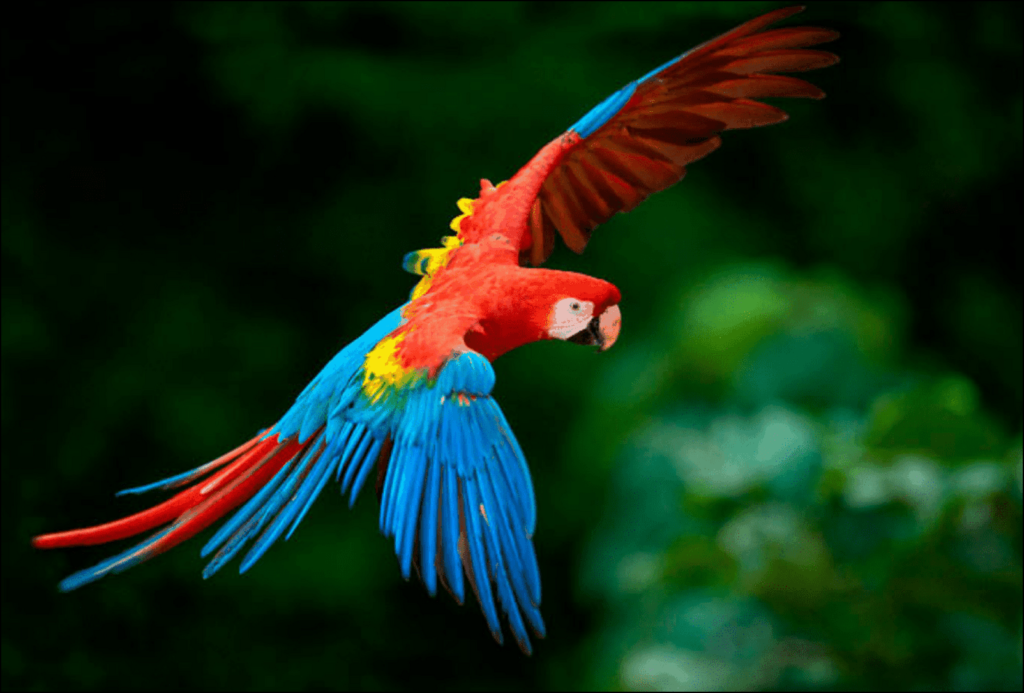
[3,2,1021,690]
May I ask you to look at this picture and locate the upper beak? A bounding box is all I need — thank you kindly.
[597,304,621,351]
[567,304,621,352]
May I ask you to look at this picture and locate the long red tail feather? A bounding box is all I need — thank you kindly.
[32,433,300,552]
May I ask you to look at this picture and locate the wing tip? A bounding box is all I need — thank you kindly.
[776,5,807,20]
[816,29,842,46]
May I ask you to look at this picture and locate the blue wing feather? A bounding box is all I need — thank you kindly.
[377,350,544,650]
[331,421,357,482]
[347,437,382,506]
[419,457,441,596]
[480,466,531,612]
[237,431,327,573]
[441,464,465,604]
[379,442,401,534]
[462,477,502,644]
[475,467,530,653]
[285,440,342,540]
[270,305,406,441]
[200,459,295,561]
[397,446,427,579]
[569,82,637,139]
[568,44,702,140]
[339,426,374,495]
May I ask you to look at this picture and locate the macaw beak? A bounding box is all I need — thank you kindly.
[567,304,621,352]
[598,304,621,351]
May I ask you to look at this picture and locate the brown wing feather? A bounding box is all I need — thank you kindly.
[522,8,839,265]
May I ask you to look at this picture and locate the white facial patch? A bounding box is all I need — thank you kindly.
[547,297,595,340]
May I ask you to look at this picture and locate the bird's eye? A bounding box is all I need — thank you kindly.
[570,302,581,312]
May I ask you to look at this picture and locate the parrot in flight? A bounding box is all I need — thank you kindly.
[34,6,838,654]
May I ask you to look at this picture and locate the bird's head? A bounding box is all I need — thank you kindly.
[544,279,621,352]
[467,269,622,361]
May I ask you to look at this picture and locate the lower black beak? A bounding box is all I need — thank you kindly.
[567,316,603,350]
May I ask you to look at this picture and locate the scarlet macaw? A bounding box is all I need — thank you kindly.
[34,7,838,654]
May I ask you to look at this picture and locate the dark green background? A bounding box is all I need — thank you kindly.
[3,2,1021,691]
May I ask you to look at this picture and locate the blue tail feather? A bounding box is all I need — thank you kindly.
[115,430,268,497]
[58,527,173,592]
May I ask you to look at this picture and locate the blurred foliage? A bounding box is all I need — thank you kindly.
[2,2,1021,692]
[579,263,1022,690]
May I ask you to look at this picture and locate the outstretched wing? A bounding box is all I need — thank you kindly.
[375,348,544,654]
[522,6,839,265]
[36,301,544,652]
